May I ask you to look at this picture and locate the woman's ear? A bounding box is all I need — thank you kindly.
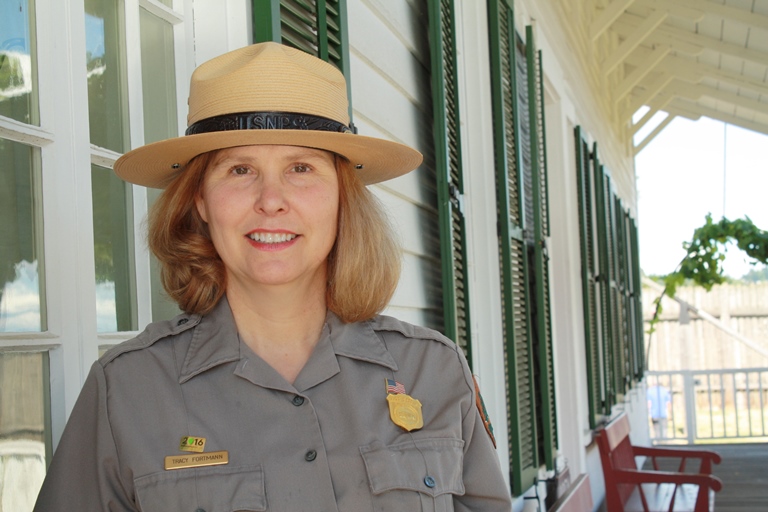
[195,193,208,223]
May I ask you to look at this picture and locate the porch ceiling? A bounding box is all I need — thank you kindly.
[553,0,768,154]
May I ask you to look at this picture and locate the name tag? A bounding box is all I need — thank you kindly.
[164,450,229,470]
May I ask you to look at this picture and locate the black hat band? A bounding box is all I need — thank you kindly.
[186,111,354,136]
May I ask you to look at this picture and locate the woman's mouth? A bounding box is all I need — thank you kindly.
[247,232,298,244]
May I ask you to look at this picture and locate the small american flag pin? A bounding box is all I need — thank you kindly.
[385,378,406,395]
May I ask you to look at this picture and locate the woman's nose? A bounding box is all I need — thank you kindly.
[253,175,287,214]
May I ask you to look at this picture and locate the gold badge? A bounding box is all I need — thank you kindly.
[179,436,206,453]
[164,450,229,470]
[387,393,424,431]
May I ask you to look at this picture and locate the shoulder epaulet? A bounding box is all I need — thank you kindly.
[100,313,201,366]
[369,314,457,350]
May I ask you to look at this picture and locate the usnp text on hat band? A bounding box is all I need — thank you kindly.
[186,111,357,136]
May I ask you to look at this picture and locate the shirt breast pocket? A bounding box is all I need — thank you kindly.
[360,438,465,512]
[134,464,266,512]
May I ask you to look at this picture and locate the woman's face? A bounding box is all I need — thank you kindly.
[195,145,339,293]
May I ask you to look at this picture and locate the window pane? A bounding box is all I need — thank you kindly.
[140,8,181,321]
[0,350,50,512]
[147,188,181,322]
[0,138,45,333]
[0,0,39,125]
[140,7,177,145]
[92,165,137,332]
[85,0,128,152]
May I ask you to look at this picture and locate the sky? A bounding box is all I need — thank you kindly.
[635,114,768,279]
[0,0,30,52]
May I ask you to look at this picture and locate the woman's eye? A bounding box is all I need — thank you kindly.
[293,164,311,173]
[231,166,250,176]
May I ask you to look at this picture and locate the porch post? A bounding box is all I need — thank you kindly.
[684,371,697,444]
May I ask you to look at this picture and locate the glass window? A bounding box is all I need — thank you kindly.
[141,7,181,322]
[0,138,45,333]
[85,0,128,152]
[92,164,137,332]
[0,350,50,512]
[0,0,39,125]
[139,7,177,145]
[87,0,136,332]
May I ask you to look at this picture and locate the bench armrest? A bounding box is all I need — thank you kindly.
[633,446,722,464]
[634,446,721,473]
[613,468,723,492]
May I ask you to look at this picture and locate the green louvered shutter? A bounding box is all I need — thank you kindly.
[252,0,351,116]
[617,206,643,384]
[620,209,635,381]
[608,186,627,398]
[574,128,607,428]
[612,193,627,396]
[489,19,557,493]
[628,216,644,379]
[596,152,639,407]
[526,27,556,471]
[577,134,645,429]
[488,0,540,494]
[427,0,473,361]
[618,197,636,394]
[592,150,617,412]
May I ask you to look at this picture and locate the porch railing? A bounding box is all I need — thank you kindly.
[646,369,768,444]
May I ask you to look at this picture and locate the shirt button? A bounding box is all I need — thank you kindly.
[424,476,436,488]
[292,395,305,406]
[305,450,317,462]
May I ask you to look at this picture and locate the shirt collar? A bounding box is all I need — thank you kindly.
[178,298,398,385]
[178,297,241,384]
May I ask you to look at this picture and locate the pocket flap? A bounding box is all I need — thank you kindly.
[135,464,266,512]
[360,438,465,498]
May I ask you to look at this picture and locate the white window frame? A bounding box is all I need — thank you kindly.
[0,0,193,452]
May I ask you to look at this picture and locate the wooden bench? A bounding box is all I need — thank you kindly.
[595,412,722,511]
[549,473,593,512]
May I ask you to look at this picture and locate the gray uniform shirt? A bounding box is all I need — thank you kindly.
[34,298,512,511]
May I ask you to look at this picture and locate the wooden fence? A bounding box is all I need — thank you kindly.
[643,282,768,372]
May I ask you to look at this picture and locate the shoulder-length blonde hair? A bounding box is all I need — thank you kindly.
[148,150,401,323]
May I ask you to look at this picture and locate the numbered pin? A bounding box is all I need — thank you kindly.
[179,436,206,453]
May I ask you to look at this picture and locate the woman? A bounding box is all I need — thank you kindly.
[34,42,512,511]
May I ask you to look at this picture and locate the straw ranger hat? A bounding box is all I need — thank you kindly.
[114,42,423,188]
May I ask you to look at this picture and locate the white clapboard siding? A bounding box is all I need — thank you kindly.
[347,1,425,103]
[348,0,442,330]
[348,55,427,155]
[372,188,433,259]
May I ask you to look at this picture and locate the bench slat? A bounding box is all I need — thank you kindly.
[623,483,699,512]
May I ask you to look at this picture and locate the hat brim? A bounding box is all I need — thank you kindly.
[114,130,423,188]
